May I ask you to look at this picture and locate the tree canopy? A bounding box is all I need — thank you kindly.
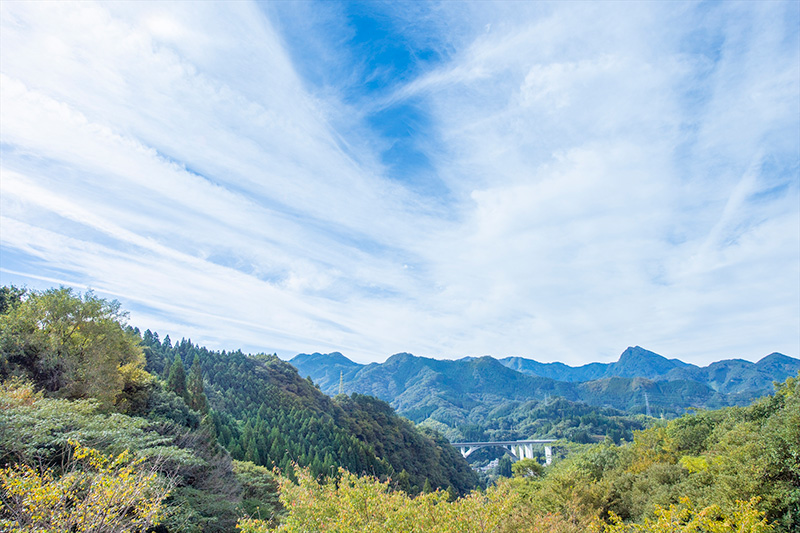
[0,286,146,408]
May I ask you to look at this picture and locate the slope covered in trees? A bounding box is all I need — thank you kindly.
[291,348,798,444]
[240,373,800,532]
[140,334,478,495]
[0,286,477,532]
[2,286,796,532]
[0,286,281,531]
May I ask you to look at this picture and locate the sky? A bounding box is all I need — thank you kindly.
[1,1,798,366]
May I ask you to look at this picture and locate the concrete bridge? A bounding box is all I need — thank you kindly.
[451,439,556,465]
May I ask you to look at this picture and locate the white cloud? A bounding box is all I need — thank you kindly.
[1,1,797,366]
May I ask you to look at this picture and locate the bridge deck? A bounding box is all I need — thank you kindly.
[451,439,556,447]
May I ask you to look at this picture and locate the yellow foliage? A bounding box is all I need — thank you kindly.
[628,426,676,474]
[0,440,171,533]
[238,466,517,533]
[678,455,709,474]
[602,497,774,533]
[0,378,42,409]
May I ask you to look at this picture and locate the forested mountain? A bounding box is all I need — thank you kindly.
[141,336,478,496]
[0,286,477,533]
[1,286,269,531]
[239,373,800,533]
[501,346,800,395]
[502,346,692,381]
[2,286,797,532]
[290,348,797,443]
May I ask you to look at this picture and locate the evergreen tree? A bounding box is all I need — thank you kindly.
[497,455,513,477]
[188,354,208,413]
[422,478,432,494]
[167,354,188,401]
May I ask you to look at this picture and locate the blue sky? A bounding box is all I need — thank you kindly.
[1,1,798,365]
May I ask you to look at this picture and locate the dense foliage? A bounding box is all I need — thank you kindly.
[240,373,798,532]
[238,466,515,533]
[2,286,796,532]
[454,397,648,444]
[500,372,799,531]
[0,286,476,532]
[1,440,169,532]
[0,286,146,409]
[0,287,278,531]
[141,334,479,495]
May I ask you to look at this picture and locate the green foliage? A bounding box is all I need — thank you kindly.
[0,379,177,465]
[0,287,145,408]
[238,465,515,533]
[0,286,25,315]
[140,334,479,496]
[167,354,189,402]
[497,456,513,478]
[499,374,800,532]
[334,393,480,495]
[232,460,282,522]
[0,288,284,531]
[512,459,544,479]
[236,464,777,533]
[0,440,171,533]
[188,354,209,413]
[0,378,248,531]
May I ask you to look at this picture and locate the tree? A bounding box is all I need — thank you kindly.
[188,354,208,413]
[0,285,25,314]
[237,466,514,533]
[512,458,544,479]
[498,455,513,477]
[0,441,171,532]
[603,497,774,533]
[167,354,188,401]
[0,287,145,408]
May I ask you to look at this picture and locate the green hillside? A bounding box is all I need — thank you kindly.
[141,335,478,496]
[291,350,782,445]
[240,372,800,533]
[0,286,477,532]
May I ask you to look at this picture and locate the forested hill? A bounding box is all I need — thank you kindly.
[0,286,477,532]
[293,348,799,412]
[140,333,478,495]
[501,345,800,393]
[3,287,798,532]
[290,348,798,444]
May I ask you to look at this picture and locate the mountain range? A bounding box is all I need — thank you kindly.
[290,347,800,429]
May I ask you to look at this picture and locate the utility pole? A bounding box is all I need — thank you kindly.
[339,370,344,396]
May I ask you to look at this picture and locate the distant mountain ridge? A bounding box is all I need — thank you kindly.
[290,347,800,424]
[500,346,799,394]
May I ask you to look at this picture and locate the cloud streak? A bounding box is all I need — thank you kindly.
[1,1,797,365]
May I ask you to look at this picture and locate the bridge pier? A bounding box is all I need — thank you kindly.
[459,446,480,458]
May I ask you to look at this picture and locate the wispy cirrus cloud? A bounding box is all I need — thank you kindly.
[1,1,797,365]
